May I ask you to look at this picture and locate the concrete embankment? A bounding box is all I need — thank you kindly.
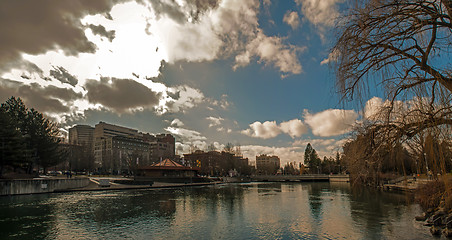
[0,176,224,196]
[56,178,224,193]
[0,177,90,196]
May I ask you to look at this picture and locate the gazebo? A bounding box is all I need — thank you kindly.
[136,159,200,182]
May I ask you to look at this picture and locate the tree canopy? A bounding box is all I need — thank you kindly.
[334,0,452,140]
[333,0,452,184]
[0,97,64,177]
[304,143,321,174]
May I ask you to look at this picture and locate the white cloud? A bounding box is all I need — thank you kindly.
[280,119,308,138]
[206,116,224,127]
[242,121,281,139]
[165,126,206,141]
[234,31,304,77]
[171,118,185,127]
[158,85,205,114]
[283,11,300,29]
[304,109,358,137]
[242,118,307,139]
[295,0,343,27]
[364,97,384,120]
[210,94,231,110]
[320,48,340,65]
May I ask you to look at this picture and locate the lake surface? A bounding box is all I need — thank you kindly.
[0,182,433,239]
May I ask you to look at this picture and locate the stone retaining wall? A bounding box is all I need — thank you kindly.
[0,178,90,196]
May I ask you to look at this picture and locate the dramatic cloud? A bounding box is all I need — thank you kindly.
[242,119,307,139]
[0,79,82,114]
[149,0,221,24]
[0,0,118,70]
[304,109,358,137]
[161,85,205,114]
[49,66,78,86]
[87,24,115,42]
[283,11,300,29]
[84,77,161,113]
[150,0,304,76]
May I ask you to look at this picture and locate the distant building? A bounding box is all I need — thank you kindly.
[90,121,175,174]
[100,135,150,174]
[68,125,94,146]
[93,122,142,171]
[143,133,176,164]
[68,125,95,171]
[256,154,280,174]
[94,121,141,139]
[183,150,250,176]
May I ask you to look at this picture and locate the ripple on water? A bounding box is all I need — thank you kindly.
[0,183,433,240]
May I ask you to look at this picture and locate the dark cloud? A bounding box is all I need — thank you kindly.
[87,24,116,42]
[148,1,187,24]
[0,0,123,71]
[0,79,83,113]
[0,59,44,76]
[50,66,79,86]
[148,0,220,23]
[84,77,161,113]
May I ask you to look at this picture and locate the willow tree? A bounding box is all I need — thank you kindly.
[333,0,452,185]
[334,0,452,140]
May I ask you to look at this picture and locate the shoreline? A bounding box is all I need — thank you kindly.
[54,180,225,194]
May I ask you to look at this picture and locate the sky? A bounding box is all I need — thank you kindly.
[0,0,384,165]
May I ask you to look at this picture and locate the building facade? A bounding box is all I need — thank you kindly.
[256,154,280,174]
[89,122,176,174]
[67,125,95,172]
[143,133,176,164]
[93,122,142,171]
[68,125,94,146]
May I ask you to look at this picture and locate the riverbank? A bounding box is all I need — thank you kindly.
[0,177,90,196]
[382,177,432,193]
[54,178,224,193]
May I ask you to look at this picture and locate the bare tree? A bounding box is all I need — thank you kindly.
[334,0,452,139]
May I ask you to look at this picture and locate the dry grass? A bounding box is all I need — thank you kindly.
[415,178,452,211]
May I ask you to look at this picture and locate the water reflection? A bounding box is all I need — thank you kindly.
[0,182,432,239]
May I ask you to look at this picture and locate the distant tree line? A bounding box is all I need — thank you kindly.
[303,143,344,175]
[0,97,65,178]
[342,122,452,187]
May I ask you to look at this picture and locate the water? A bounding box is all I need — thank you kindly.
[0,182,434,239]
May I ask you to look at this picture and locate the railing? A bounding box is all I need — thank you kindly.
[250,174,349,182]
